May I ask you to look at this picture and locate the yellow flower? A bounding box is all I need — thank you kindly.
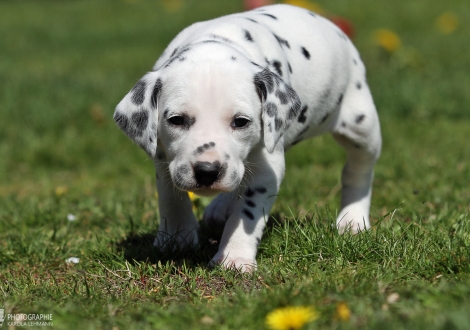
[55,186,68,197]
[188,191,198,201]
[265,306,319,330]
[284,0,325,15]
[373,29,401,53]
[162,0,184,12]
[436,12,459,34]
[335,301,351,321]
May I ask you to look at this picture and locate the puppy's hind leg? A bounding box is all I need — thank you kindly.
[332,83,382,233]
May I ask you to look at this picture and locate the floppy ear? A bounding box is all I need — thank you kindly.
[254,68,302,153]
[114,71,162,158]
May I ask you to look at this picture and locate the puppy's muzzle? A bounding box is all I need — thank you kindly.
[194,161,221,187]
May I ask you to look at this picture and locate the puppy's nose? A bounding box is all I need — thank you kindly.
[194,161,221,187]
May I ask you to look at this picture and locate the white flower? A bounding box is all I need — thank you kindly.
[66,257,80,264]
[67,214,76,221]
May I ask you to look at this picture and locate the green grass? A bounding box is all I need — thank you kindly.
[1,0,469,329]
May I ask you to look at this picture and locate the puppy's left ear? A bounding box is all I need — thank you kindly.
[254,68,302,153]
[114,71,162,158]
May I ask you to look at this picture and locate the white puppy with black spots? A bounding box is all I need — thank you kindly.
[114,4,382,272]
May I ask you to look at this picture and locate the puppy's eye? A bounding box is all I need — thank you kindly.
[168,116,185,126]
[232,117,251,128]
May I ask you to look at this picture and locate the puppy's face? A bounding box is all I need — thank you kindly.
[114,43,301,195]
[158,60,262,195]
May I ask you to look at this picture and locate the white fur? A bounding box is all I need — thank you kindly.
[114,4,382,272]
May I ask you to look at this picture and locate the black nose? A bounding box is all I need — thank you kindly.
[194,161,221,187]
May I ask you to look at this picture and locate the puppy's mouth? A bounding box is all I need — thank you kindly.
[172,161,237,195]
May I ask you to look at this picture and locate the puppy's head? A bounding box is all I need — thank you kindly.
[114,43,301,195]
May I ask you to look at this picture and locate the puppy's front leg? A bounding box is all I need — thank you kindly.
[153,152,199,250]
[210,146,285,272]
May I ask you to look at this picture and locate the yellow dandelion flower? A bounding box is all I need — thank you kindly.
[265,306,319,330]
[162,0,184,12]
[188,191,199,201]
[55,186,68,197]
[284,0,325,15]
[436,12,459,34]
[335,301,351,321]
[373,29,401,53]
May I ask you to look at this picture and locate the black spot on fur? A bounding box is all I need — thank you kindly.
[288,62,293,74]
[265,103,278,117]
[244,17,258,23]
[254,69,275,100]
[163,108,169,118]
[244,30,254,42]
[132,110,149,131]
[114,112,129,132]
[170,48,178,57]
[246,200,256,208]
[256,187,267,194]
[243,209,255,220]
[151,79,162,109]
[187,116,196,127]
[301,47,311,60]
[231,56,237,61]
[342,121,346,128]
[131,79,146,105]
[320,114,329,124]
[353,58,358,65]
[225,154,230,160]
[273,33,290,49]
[165,46,191,68]
[298,105,308,123]
[202,39,222,44]
[309,11,317,18]
[275,117,283,131]
[194,141,215,154]
[210,34,233,43]
[355,114,365,124]
[261,13,277,20]
[275,90,289,105]
[337,93,344,105]
[272,60,282,76]
[356,81,362,89]
[245,188,255,197]
[230,170,237,181]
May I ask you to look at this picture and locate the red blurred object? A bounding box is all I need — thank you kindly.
[330,16,355,39]
[244,0,272,10]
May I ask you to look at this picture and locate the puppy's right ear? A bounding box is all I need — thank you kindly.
[114,71,162,158]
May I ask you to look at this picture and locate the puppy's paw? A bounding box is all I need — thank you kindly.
[209,252,257,273]
[336,205,370,234]
[203,193,236,229]
[153,226,199,251]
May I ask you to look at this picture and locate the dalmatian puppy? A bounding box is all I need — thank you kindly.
[114,4,381,272]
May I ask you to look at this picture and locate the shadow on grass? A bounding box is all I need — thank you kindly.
[115,214,284,267]
[115,222,224,267]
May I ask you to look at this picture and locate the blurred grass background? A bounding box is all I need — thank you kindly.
[0,1,469,328]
